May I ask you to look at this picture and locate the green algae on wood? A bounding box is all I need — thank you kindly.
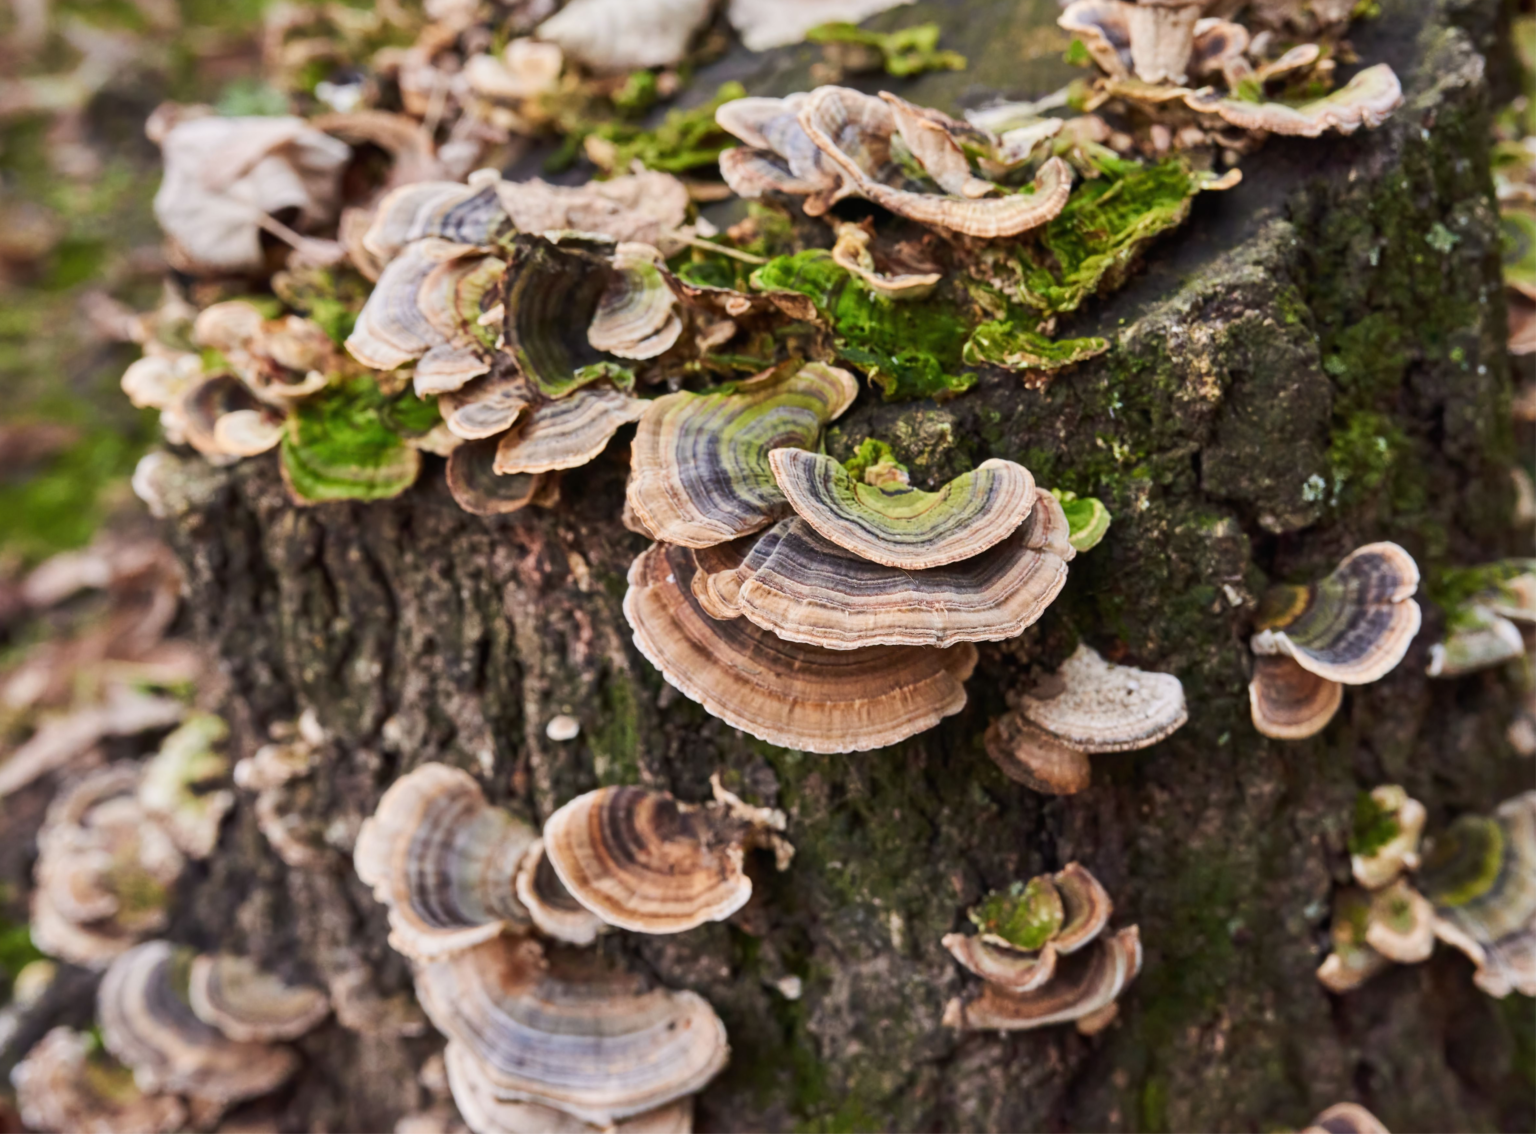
[963,319,1109,373]
[968,877,1066,951]
[804,21,966,77]
[1052,488,1112,551]
[1348,790,1402,858]
[279,378,425,504]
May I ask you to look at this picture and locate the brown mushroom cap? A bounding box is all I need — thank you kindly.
[1185,64,1404,137]
[1303,1102,1391,1134]
[1057,0,1133,79]
[625,542,977,753]
[625,363,860,549]
[1248,654,1344,739]
[514,838,608,945]
[447,438,547,516]
[98,940,299,1103]
[983,709,1093,795]
[353,763,536,961]
[769,450,1038,571]
[11,1026,187,1134]
[188,953,330,1042]
[942,935,1058,993]
[724,488,1071,649]
[1053,863,1114,953]
[493,384,647,475]
[414,937,728,1128]
[439,371,535,442]
[542,786,753,934]
[1018,644,1188,753]
[943,925,1142,1031]
[1363,879,1435,964]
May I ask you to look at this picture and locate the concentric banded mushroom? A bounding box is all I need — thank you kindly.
[984,710,1093,794]
[345,238,480,372]
[188,953,330,1042]
[625,542,977,753]
[1248,655,1343,740]
[413,253,505,394]
[1350,785,1426,891]
[493,384,647,475]
[514,838,607,945]
[414,936,729,1127]
[1303,1103,1391,1134]
[543,785,785,934]
[446,438,548,516]
[1418,792,1536,998]
[362,179,507,265]
[713,487,1071,649]
[354,763,536,961]
[588,243,683,361]
[625,363,860,548]
[1251,543,1422,684]
[769,450,1039,570]
[504,234,632,401]
[11,1026,187,1134]
[439,371,535,441]
[1184,64,1404,137]
[99,940,299,1103]
[943,925,1142,1032]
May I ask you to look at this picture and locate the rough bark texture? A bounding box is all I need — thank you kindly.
[104,0,1536,1129]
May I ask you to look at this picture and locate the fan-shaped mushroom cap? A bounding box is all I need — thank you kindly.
[1058,0,1132,78]
[1316,887,1389,993]
[440,372,535,441]
[354,763,536,961]
[1122,1,1202,84]
[942,935,1058,993]
[535,0,712,73]
[31,764,185,968]
[1251,542,1422,684]
[625,542,977,753]
[11,1026,187,1134]
[495,172,691,248]
[943,925,1141,1031]
[543,786,759,934]
[1248,655,1343,740]
[1351,785,1426,891]
[515,838,607,945]
[722,492,1070,649]
[415,936,729,1127]
[830,224,942,301]
[716,94,842,203]
[1303,1102,1391,1134]
[797,87,1073,238]
[1362,879,1435,964]
[137,712,233,860]
[878,93,995,199]
[1418,793,1536,998]
[178,373,269,459]
[984,710,1093,795]
[362,180,507,265]
[99,940,299,1103]
[1190,17,1251,85]
[1184,63,1404,137]
[494,385,647,475]
[1019,644,1189,752]
[1054,491,1112,553]
[346,238,478,371]
[413,254,505,395]
[188,954,330,1042]
[588,243,682,361]
[625,363,859,548]
[1428,606,1526,677]
[447,438,547,516]
[1053,863,1115,953]
[769,450,1037,571]
[213,408,286,456]
[444,1041,696,1134]
[971,874,1066,949]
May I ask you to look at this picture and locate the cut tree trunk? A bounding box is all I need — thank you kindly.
[142,0,1532,1129]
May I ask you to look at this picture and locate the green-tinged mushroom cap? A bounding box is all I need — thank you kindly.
[1251,542,1422,684]
[587,243,682,361]
[412,253,505,396]
[769,449,1037,570]
[963,320,1109,374]
[1418,793,1536,998]
[138,714,233,861]
[1504,206,1536,300]
[970,877,1066,952]
[1316,887,1390,993]
[504,233,633,400]
[279,379,424,504]
[625,362,859,548]
[1051,489,1112,552]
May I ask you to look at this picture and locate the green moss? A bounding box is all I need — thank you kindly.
[968,878,1065,950]
[1326,411,1403,510]
[841,438,898,482]
[1428,559,1536,611]
[1348,791,1400,857]
[589,82,747,175]
[804,21,966,77]
[1417,815,1503,908]
[962,319,1108,372]
[279,378,424,503]
[273,265,372,346]
[589,675,642,787]
[0,919,43,999]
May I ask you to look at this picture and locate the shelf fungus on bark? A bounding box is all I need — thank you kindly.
[1248,542,1421,738]
[439,371,535,441]
[354,762,537,961]
[1316,887,1390,993]
[1418,792,1536,998]
[1183,64,1404,138]
[625,541,977,752]
[360,177,508,268]
[1427,560,1536,677]
[1059,0,1204,85]
[986,644,1188,795]
[587,243,684,360]
[1303,1102,1391,1134]
[188,953,331,1042]
[493,384,649,475]
[494,170,691,249]
[345,237,482,374]
[99,940,300,1104]
[1052,489,1112,553]
[1361,878,1436,964]
[30,763,186,968]
[447,437,549,515]
[414,936,729,1128]
[769,448,1038,570]
[942,864,1113,995]
[542,783,789,934]
[1350,785,1426,891]
[625,362,860,548]
[709,487,1072,649]
[136,712,234,861]
[717,93,845,212]
[515,838,608,945]
[11,1026,188,1134]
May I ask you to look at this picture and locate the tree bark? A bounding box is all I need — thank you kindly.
[140,0,1532,1129]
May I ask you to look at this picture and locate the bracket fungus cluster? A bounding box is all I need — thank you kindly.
[356,764,788,1129]
[1248,543,1421,740]
[986,644,1187,794]
[1319,787,1536,1000]
[942,864,1141,1034]
[30,714,232,969]
[1426,560,1535,677]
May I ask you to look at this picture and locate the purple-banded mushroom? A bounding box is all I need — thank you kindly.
[354,762,537,961]
[494,170,690,249]
[587,243,683,361]
[514,838,608,945]
[345,238,483,374]
[493,384,648,476]
[1248,655,1343,740]
[943,924,1142,1033]
[188,953,331,1042]
[360,176,508,267]
[624,542,977,753]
